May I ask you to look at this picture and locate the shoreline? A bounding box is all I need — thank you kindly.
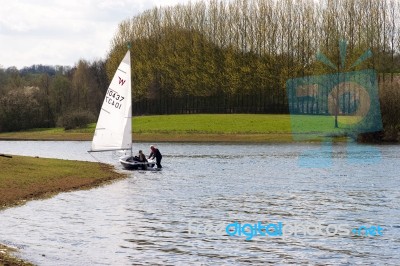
[0,132,344,143]
[0,244,33,266]
[0,155,127,266]
[1,133,392,144]
[0,132,294,142]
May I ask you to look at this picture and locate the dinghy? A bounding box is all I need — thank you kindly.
[89,50,156,170]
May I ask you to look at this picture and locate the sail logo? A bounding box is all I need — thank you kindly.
[118,77,126,86]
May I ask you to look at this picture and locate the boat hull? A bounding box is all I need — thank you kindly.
[119,155,157,170]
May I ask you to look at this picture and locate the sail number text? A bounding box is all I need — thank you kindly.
[105,88,125,109]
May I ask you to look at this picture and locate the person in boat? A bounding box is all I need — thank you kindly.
[138,150,147,162]
[138,150,148,170]
[149,145,162,168]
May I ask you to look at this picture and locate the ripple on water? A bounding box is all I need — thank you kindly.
[0,141,399,265]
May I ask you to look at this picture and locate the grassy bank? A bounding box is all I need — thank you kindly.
[0,155,126,265]
[0,244,33,266]
[0,155,126,208]
[0,114,355,142]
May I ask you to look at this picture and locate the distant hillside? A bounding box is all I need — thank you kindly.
[19,64,72,76]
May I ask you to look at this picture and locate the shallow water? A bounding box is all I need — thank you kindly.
[0,141,399,265]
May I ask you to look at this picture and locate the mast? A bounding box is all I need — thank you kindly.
[128,42,133,158]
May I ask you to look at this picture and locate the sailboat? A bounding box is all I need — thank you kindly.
[89,50,156,170]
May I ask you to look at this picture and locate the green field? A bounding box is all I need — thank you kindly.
[0,114,352,142]
[134,114,291,133]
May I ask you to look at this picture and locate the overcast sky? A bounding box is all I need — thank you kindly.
[0,0,192,69]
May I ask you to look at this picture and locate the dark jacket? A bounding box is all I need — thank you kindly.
[149,148,162,160]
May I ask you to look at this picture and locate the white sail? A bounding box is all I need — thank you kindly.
[91,51,132,152]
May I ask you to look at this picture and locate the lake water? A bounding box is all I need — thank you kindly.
[0,141,399,265]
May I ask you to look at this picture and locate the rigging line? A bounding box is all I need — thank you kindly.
[88,151,103,164]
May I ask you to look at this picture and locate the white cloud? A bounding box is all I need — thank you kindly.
[0,0,192,69]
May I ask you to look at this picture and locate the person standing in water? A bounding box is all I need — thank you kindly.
[149,145,162,168]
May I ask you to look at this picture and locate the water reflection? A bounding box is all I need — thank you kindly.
[0,141,399,265]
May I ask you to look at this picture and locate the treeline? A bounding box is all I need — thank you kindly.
[1,0,400,141]
[0,61,108,132]
[108,0,400,98]
[107,0,400,140]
